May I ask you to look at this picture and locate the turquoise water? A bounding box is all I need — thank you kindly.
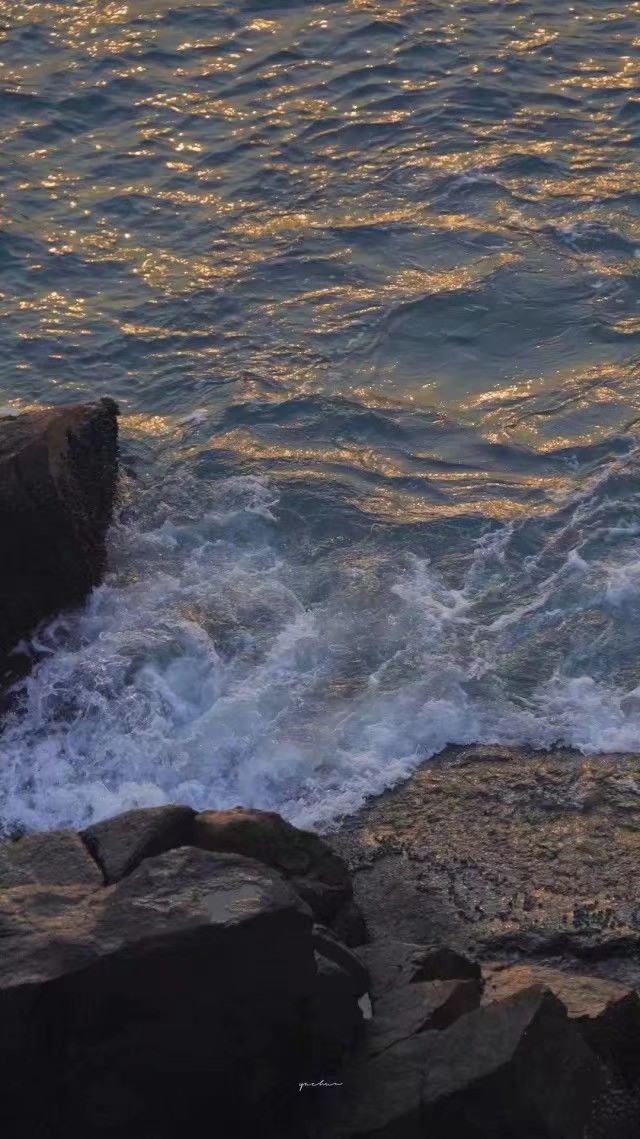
[1,0,640,831]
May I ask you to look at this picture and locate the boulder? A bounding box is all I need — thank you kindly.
[367,978,482,1056]
[0,399,119,686]
[193,807,363,940]
[484,962,640,1088]
[81,804,196,883]
[337,986,633,1139]
[356,937,480,1001]
[0,829,102,887]
[0,846,337,1139]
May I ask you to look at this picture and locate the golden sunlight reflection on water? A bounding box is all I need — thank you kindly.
[1,0,640,520]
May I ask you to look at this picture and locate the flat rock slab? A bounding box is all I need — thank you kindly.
[330,745,640,976]
[0,830,102,888]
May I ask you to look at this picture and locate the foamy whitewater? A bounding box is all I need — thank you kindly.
[3,429,640,835]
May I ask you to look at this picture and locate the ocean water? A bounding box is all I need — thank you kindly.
[1,0,640,833]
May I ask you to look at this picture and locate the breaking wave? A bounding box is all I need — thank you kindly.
[3,443,640,835]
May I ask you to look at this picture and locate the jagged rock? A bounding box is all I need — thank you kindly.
[367,978,482,1056]
[0,399,119,686]
[484,962,640,1088]
[81,804,196,883]
[356,937,480,1000]
[0,847,333,1139]
[419,986,635,1138]
[312,925,370,999]
[0,829,102,887]
[193,807,363,939]
[336,986,631,1138]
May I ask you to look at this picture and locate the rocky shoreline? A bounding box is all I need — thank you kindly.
[1,799,640,1138]
[329,743,640,976]
[326,743,640,1136]
[2,404,640,1136]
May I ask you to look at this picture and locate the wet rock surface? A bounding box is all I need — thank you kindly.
[330,744,640,977]
[0,398,119,687]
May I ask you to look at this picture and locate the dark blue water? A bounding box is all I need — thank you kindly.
[2,0,640,832]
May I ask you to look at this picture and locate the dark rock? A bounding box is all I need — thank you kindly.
[0,847,328,1138]
[411,944,482,984]
[328,896,368,948]
[311,953,366,1078]
[333,1030,428,1139]
[337,986,628,1139]
[419,986,634,1139]
[193,806,359,933]
[0,399,119,686]
[293,874,354,930]
[484,963,640,1088]
[356,937,480,1000]
[312,924,370,999]
[0,829,102,887]
[368,978,482,1056]
[81,804,196,883]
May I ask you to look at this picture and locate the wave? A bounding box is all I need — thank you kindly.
[3,444,640,836]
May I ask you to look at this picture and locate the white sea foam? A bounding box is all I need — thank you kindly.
[2,469,640,835]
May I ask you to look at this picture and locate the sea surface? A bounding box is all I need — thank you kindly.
[1,0,640,833]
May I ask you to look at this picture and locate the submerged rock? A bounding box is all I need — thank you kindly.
[0,398,119,686]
